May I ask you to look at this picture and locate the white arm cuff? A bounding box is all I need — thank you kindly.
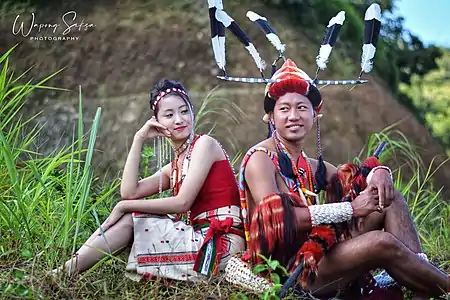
[417,252,429,262]
[308,202,354,226]
[366,166,393,185]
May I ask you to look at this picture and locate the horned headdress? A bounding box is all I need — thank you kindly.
[208,1,382,192]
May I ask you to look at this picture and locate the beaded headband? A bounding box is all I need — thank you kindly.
[152,88,189,111]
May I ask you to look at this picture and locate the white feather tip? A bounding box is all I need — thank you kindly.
[328,11,346,27]
[267,33,286,53]
[365,3,381,21]
[214,0,223,10]
[246,11,267,22]
[361,44,376,73]
[246,43,266,70]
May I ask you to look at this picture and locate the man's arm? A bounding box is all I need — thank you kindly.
[244,152,314,231]
[323,160,338,186]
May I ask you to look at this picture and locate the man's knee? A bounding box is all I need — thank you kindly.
[366,231,403,261]
[389,189,409,211]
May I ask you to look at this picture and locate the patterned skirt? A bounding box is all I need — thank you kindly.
[125,205,245,282]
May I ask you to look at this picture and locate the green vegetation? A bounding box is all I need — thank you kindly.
[0,0,449,298]
[400,50,450,153]
[1,42,449,299]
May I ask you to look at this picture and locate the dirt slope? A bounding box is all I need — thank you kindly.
[0,0,448,193]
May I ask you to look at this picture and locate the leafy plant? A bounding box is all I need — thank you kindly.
[253,255,289,300]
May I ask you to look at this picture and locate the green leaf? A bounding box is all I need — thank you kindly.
[231,293,248,300]
[20,249,32,259]
[268,260,280,270]
[270,273,281,285]
[253,264,268,274]
[12,269,25,280]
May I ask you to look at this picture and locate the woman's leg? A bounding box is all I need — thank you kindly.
[308,231,449,298]
[62,213,134,275]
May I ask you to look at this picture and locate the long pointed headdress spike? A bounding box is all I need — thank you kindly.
[208,0,226,75]
[359,3,381,78]
[215,8,266,72]
[315,11,346,80]
[246,11,286,55]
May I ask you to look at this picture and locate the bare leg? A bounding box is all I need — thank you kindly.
[363,191,437,299]
[62,213,134,275]
[363,190,421,252]
[308,231,449,298]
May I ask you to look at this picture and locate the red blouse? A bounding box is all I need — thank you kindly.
[171,135,240,220]
[189,159,240,218]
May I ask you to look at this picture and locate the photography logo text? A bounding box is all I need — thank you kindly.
[12,11,96,41]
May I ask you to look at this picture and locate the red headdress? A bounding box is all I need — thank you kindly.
[263,59,323,120]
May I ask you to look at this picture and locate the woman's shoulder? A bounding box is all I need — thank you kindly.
[192,134,224,160]
[194,134,221,150]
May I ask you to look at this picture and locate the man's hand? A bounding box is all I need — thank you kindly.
[351,185,381,217]
[369,168,394,210]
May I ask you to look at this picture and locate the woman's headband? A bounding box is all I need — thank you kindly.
[152,87,189,111]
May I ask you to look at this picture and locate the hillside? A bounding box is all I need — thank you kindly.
[0,0,448,192]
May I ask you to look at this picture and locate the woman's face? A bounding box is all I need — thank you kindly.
[271,92,314,142]
[156,95,194,142]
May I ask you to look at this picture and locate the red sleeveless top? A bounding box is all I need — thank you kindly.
[171,135,240,219]
[190,159,240,218]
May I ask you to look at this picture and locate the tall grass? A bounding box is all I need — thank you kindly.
[0,46,119,298]
[356,127,450,271]
[0,46,448,299]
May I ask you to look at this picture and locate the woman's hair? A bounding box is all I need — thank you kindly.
[149,78,194,118]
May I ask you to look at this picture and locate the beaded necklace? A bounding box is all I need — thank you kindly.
[272,131,316,205]
[171,133,197,223]
[172,134,191,156]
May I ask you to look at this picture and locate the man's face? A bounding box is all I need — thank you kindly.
[271,93,315,142]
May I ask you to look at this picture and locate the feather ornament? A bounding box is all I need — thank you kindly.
[361,3,382,74]
[246,11,286,53]
[215,9,266,71]
[316,11,346,70]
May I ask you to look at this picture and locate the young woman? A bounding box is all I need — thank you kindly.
[59,79,245,282]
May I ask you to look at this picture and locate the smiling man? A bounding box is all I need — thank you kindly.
[236,59,449,299]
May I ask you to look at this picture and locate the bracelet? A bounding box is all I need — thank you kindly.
[308,202,354,226]
[366,166,393,184]
[416,252,429,262]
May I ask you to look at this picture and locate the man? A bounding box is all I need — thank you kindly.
[236,59,449,299]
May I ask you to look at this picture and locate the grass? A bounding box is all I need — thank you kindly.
[0,46,449,300]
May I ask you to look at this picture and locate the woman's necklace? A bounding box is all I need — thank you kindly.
[171,133,198,224]
[172,134,192,156]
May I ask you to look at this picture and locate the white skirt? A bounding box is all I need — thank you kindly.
[125,205,245,282]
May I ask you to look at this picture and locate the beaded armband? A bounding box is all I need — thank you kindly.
[417,252,429,262]
[366,166,393,184]
[308,202,354,226]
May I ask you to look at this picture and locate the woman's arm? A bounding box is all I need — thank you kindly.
[120,135,171,200]
[120,135,221,214]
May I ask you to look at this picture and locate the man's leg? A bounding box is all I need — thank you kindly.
[308,231,449,298]
[362,190,437,299]
[363,190,421,252]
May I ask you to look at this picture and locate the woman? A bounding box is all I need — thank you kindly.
[59,79,245,282]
